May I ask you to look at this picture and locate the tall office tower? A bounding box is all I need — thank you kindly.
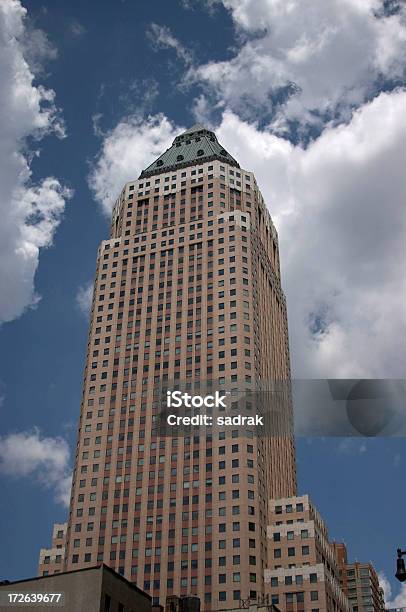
[63,125,296,610]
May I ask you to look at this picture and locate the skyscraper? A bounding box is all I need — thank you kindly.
[62,125,296,610]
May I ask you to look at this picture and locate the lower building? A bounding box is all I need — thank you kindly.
[265,495,350,612]
[0,564,151,612]
[38,522,67,576]
[332,542,385,611]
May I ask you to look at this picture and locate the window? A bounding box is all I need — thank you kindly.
[288,547,295,556]
[311,591,319,601]
[310,573,318,583]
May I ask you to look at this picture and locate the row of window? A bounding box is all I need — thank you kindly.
[271,591,319,604]
[273,529,309,540]
[274,546,310,557]
[275,502,304,514]
[270,572,318,586]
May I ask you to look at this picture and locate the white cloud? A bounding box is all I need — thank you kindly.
[89,114,182,215]
[22,19,58,75]
[0,428,72,507]
[76,281,94,318]
[0,0,72,325]
[147,23,193,65]
[190,0,406,127]
[379,572,406,607]
[215,90,406,378]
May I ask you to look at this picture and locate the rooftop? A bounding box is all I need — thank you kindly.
[139,124,239,178]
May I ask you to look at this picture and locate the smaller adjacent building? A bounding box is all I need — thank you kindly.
[332,542,385,611]
[38,522,67,576]
[0,564,151,612]
[265,495,350,612]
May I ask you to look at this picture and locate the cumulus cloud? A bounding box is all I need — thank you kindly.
[189,0,406,128]
[0,0,72,324]
[0,428,72,507]
[147,23,193,65]
[216,91,406,377]
[89,114,182,215]
[76,281,94,318]
[379,572,406,607]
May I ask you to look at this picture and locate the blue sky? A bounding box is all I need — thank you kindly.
[0,0,406,605]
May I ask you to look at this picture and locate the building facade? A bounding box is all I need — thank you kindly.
[333,542,385,611]
[38,522,67,576]
[265,495,350,612]
[60,125,296,609]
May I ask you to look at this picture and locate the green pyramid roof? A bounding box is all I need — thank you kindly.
[139,125,240,179]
